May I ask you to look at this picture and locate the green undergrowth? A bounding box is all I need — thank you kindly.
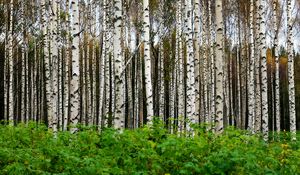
[0,122,300,175]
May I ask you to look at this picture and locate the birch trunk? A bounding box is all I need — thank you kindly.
[99,33,105,127]
[202,0,209,125]
[208,0,215,130]
[248,0,255,132]
[57,2,62,130]
[143,0,154,123]
[186,0,196,131]
[113,0,125,129]
[63,0,71,131]
[255,0,262,133]
[176,0,184,132]
[41,0,52,127]
[236,32,241,128]
[8,0,14,125]
[287,0,296,141]
[194,0,201,124]
[51,0,59,134]
[159,43,164,118]
[21,0,26,123]
[70,0,80,133]
[99,0,108,128]
[169,57,175,133]
[259,0,269,141]
[215,0,224,134]
[273,0,280,133]
[4,8,8,123]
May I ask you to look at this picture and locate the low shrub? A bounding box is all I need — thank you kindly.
[0,123,299,174]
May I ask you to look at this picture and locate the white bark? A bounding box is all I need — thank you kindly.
[113,0,125,129]
[63,0,71,131]
[287,0,296,141]
[236,26,241,128]
[41,0,53,128]
[169,58,175,133]
[176,0,184,132]
[50,0,59,134]
[273,0,280,134]
[194,0,201,124]
[259,0,269,141]
[202,0,209,125]
[8,0,14,125]
[143,0,154,123]
[99,0,107,128]
[215,0,224,134]
[248,0,255,132]
[21,0,26,123]
[208,0,215,130]
[70,0,80,133]
[186,0,196,131]
[99,32,105,127]
[159,43,164,118]
[255,0,262,133]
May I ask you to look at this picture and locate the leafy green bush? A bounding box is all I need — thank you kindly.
[0,122,299,175]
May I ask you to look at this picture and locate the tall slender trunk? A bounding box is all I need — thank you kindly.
[202,0,209,125]
[99,0,107,128]
[57,2,62,130]
[186,0,195,131]
[273,0,280,134]
[176,0,184,132]
[169,44,175,132]
[70,0,80,133]
[287,0,296,141]
[215,0,224,134]
[51,0,59,134]
[248,0,255,132]
[236,28,241,128]
[63,0,71,131]
[42,0,52,127]
[259,0,269,141]
[8,0,14,125]
[255,0,262,133]
[208,0,215,130]
[21,0,26,123]
[159,42,164,118]
[194,0,201,124]
[143,0,154,123]
[114,0,125,129]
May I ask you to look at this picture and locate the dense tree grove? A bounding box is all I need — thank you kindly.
[0,0,300,140]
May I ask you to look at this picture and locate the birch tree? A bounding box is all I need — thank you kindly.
[194,0,201,124]
[70,0,80,133]
[186,0,196,130]
[41,0,53,127]
[208,0,215,129]
[21,0,26,123]
[143,0,154,123]
[255,0,262,133]
[248,0,255,132]
[259,0,269,141]
[50,0,59,134]
[114,0,125,129]
[287,0,296,140]
[63,0,71,131]
[215,0,224,133]
[202,0,209,125]
[176,0,184,131]
[273,0,280,134]
[8,0,14,125]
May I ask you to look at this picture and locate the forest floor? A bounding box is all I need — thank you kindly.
[0,123,300,174]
